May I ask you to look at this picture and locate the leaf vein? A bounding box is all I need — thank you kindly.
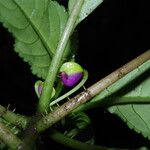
[13,0,53,57]
[132,104,150,135]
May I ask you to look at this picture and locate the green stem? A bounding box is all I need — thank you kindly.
[0,105,29,129]
[38,0,84,112]
[0,122,24,150]
[0,105,27,129]
[0,118,21,135]
[49,128,112,150]
[50,70,88,106]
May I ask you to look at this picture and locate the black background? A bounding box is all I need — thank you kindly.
[0,0,150,149]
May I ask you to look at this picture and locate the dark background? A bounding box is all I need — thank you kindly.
[0,0,150,149]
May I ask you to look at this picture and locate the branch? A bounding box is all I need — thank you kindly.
[36,50,150,132]
[38,0,84,112]
[0,107,126,150]
[0,50,149,149]
[0,105,29,129]
[0,100,148,150]
[0,122,24,150]
[21,1,85,149]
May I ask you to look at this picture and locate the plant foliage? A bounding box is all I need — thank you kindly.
[0,0,150,149]
[75,60,150,140]
[0,0,72,79]
[108,68,150,139]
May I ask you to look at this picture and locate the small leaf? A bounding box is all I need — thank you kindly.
[0,0,73,79]
[68,0,104,24]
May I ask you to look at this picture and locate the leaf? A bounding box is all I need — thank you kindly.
[75,59,150,112]
[0,0,72,79]
[107,69,150,139]
[68,0,104,24]
[108,104,150,140]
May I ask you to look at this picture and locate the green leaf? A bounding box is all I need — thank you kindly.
[0,0,72,79]
[75,59,150,112]
[68,0,103,24]
[108,104,150,140]
[107,68,150,139]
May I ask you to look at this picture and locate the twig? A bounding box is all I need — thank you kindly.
[38,0,84,112]
[0,50,149,149]
[36,50,150,132]
[21,1,85,150]
[0,109,127,150]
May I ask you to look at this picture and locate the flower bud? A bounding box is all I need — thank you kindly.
[59,62,83,87]
[35,81,55,98]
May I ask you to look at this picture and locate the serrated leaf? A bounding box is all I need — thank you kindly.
[75,59,150,112]
[69,0,103,24]
[0,0,72,79]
